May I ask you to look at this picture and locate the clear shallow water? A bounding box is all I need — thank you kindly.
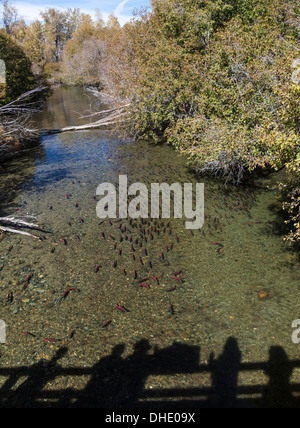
[0,86,299,407]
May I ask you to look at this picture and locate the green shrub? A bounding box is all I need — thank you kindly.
[0,29,35,104]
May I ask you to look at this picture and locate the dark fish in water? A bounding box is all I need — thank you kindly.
[169,304,175,315]
[63,287,80,299]
[134,270,137,279]
[60,238,67,245]
[102,320,112,328]
[167,287,176,292]
[21,332,36,337]
[6,292,13,303]
[95,265,101,273]
[139,283,150,289]
[213,242,223,247]
[78,218,84,223]
[26,273,34,282]
[174,270,182,276]
[172,276,182,282]
[43,338,59,343]
[115,304,129,313]
[152,276,159,284]
[70,330,75,338]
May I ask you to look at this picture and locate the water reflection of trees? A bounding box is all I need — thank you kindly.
[0,337,299,408]
[0,139,45,214]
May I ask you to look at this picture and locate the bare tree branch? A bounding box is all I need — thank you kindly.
[0,215,42,239]
[0,87,46,155]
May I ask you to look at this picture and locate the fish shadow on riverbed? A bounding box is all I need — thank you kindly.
[0,338,300,408]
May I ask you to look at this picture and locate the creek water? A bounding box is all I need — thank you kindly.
[0,86,299,407]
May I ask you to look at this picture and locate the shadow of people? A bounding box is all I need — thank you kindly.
[0,338,299,408]
[75,344,126,408]
[208,337,242,408]
[151,342,200,375]
[4,347,68,408]
[121,340,152,407]
[262,346,296,408]
[76,340,152,408]
[75,340,201,408]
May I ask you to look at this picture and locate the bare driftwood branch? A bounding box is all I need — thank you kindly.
[43,109,129,134]
[77,104,130,120]
[0,226,41,240]
[0,215,42,240]
[0,87,46,154]
[0,87,47,115]
[195,151,246,186]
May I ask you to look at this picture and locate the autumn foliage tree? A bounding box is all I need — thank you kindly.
[103,0,300,241]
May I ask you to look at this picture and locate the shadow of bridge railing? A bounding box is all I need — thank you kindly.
[0,338,300,408]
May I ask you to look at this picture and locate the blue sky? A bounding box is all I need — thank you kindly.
[13,0,151,25]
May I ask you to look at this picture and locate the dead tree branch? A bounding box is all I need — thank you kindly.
[0,87,46,154]
[0,215,42,240]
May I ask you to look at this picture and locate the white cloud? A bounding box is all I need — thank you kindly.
[113,0,134,25]
[114,0,129,17]
[14,1,133,26]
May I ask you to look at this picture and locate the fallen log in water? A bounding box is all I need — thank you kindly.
[42,110,128,135]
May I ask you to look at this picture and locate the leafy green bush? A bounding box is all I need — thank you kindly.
[0,29,35,104]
